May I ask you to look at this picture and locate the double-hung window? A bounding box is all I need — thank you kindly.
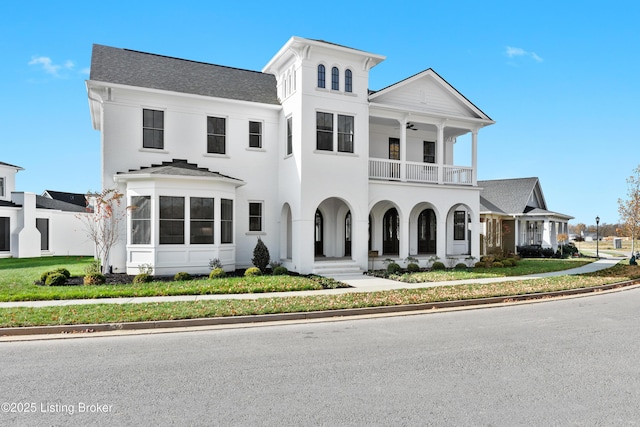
[159,196,185,244]
[316,112,333,151]
[317,64,326,88]
[143,109,164,149]
[423,141,436,163]
[221,199,233,243]
[337,115,354,153]
[249,121,262,148]
[207,116,226,154]
[331,67,339,90]
[249,202,263,232]
[345,69,353,93]
[131,196,151,244]
[190,197,214,244]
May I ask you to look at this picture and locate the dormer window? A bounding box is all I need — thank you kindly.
[317,64,325,88]
[331,67,339,90]
[345,69,353,93]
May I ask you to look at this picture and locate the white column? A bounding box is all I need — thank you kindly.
[437,121,445,184]
[399,118,407,181]
[471,129,478,186]
[514,218,519,253]
[542,220,551,248]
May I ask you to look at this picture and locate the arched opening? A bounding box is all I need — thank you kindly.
[383,208,399,255]
[418,208,436,254]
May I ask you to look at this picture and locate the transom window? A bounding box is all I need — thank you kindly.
[207,116,226,154]
[337,115,354,153]
[317,64,326,88]
[190,197,214,244]
[142,109,164,149]
[331,67,339,90]
[131,196,151,245]
[159,196,185,244]
[316,112,333,151]
[345,69,353,93]
[249,121,262,148]
[249,202,263,232]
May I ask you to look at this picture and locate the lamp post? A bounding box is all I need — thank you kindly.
[595,216,600,259]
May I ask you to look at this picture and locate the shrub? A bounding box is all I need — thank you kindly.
[493,261,504,268]
[502,258,516,267]
[386,262,401,274]
[245,267,262,277]
[83,273,106,285]
[273,266,289,275]
[133,273,153,284]
[252,237,270,273]
[454,263,468,270]
[209,258,222,270]
[474,261,487,268]
[209,268,226,279]
[138,263,154,275]
[40,270,53,283]
[406,263,420,273]
[54,267,71,278]
[44,272,67,286]
[431,261,446,270]
[174,272,192,281]
[84,260,101,275]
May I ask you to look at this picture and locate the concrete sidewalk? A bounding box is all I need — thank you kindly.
[0,258,623,309]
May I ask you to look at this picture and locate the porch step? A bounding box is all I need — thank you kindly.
[312,260,363,277]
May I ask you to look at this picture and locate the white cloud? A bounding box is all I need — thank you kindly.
[505,46,543,63]
[28,56,76,77]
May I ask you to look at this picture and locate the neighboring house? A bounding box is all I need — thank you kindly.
[0,162,94,258]
[42,190,88,208]
[87,36,495,275]
[479,177,573,255]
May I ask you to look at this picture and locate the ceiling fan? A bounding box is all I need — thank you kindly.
[394,122,419,131]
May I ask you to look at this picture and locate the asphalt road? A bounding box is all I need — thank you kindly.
[2,288,640,426]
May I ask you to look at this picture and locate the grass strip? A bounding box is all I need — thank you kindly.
[2,264,639,328]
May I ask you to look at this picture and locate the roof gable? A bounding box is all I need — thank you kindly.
[90,44,279,105]
[369,69,492,121]
[478,178,545,215]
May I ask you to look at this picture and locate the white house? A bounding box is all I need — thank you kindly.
[87,37,495,275]
[0,161,94,258]
[479,177,573,255]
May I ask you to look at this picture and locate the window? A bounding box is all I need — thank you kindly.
[345,69,353,93]
[131,196,151,244]
[454,211,466,240]
[249,121,262,148]
[159,196,184,244]
[0,217,8,251]
[190,197,214,244]
[423,141,435,163]
[143,109,164,149]
[317,64,326,88]
[286,117,293,155]
[316,112,333,151]
[389,138,400,160]
[207,116,226,154]
[221,199,233,243]
[249,202,263,232]
[331,67,339,90]
[0,177,4,197]
[337,115,354,153]
[36,218,49,251]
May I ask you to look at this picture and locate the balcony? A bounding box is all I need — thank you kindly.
[369,159,473,186]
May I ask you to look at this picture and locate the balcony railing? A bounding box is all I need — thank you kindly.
[369,159,473,185]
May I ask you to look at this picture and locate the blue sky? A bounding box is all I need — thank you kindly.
[1,0,638,227]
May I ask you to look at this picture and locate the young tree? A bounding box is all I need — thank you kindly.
[77,188,127,273]
[618,165,640,254]
[251,237,271,273]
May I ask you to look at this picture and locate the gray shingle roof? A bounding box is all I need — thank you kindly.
[43,190,87,207]
[118,159,242,182]
[90,44,279,105]
[35,196,88,213]
[478,177,542,215]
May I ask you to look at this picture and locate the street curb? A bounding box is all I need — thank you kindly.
[2,279,640,338]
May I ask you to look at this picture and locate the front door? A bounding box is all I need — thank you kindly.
[418,209,436,253]
[315,210,324,257]
[383,208,399,255]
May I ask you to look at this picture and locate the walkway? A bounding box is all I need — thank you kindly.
[0,257,623,309]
